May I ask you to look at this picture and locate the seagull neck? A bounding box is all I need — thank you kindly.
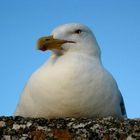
[55,51,101,63]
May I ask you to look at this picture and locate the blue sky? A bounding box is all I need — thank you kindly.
[0,0,140,118]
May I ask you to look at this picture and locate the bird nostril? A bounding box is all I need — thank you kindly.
[45,39,50,41]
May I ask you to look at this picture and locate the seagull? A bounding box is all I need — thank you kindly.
[14,23,127,118]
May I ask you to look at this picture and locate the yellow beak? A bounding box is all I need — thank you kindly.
[37,35,75,51]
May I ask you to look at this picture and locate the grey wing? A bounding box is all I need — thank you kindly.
[119,91,127,118]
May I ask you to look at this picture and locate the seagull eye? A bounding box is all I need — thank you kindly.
[74,29,82,34]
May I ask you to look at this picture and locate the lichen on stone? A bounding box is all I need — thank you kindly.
[0,116,140,140]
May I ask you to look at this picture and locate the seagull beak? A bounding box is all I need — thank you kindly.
[36,35,75,51]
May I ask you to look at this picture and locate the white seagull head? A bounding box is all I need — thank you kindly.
[37,23,101,58]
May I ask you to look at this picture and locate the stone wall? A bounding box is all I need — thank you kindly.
[0,116,140,140]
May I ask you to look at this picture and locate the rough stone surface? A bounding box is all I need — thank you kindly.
[0,116,140,140]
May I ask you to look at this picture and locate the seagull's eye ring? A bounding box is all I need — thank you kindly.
[74,29,82,34]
